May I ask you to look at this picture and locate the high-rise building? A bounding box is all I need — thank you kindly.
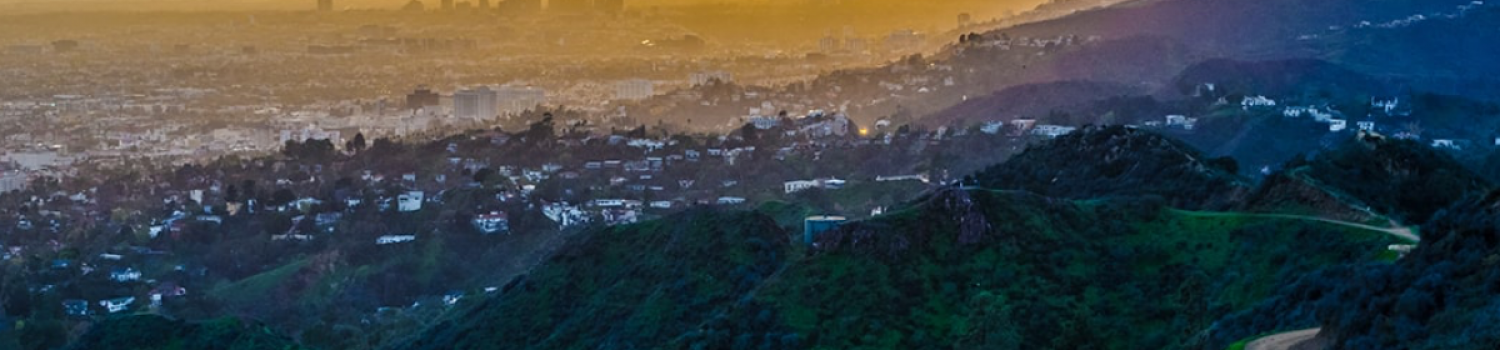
[454,86,500,120]
[614,79,654,101]
[318,0,333,11]
[406,85,441,110]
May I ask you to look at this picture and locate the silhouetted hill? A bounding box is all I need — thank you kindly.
[974,125,1249,209]
[1295,134,1492,223]
[925,80,1141,126]
[1173,58,1395,98]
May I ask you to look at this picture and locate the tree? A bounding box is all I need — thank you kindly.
[271,189,297,207]
[346,133,367,152]
[473,168,495,184]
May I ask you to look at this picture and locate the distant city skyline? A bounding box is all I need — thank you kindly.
[0,0,1035,12]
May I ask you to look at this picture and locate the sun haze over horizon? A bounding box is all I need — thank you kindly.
[0,0,1049,13]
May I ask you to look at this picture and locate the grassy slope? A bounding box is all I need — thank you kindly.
[721,189,1399,349]
[394,188,1402,350]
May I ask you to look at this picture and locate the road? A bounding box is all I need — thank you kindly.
[1245,328,1320,350]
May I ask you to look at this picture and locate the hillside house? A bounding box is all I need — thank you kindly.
[1032,125,1078,138]
[718,197,747,205]
[397,191,424,212]
[63,299,90,316]
[1241,96,1277,109]
[150,282,188,299]
[110,267,141,282]
[1357,121,1377,132]
[472,211,510,234]
[1372,97,1400,114]
[101,297,135,313]
[1329,119,1348,132]
[784,178,848,194]
[376,235,417,245]
[602,209,639,225]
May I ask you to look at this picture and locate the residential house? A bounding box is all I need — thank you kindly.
[110,267,142,282]
[315,212,343,232]
[717,197,748,205]
[980,121,1006,135]
[150,282,188,299]
[1241,96,1277,109]
[602,209,639,225]
[63,299,90,316]
[876,174,929,183]
[1031,125,1078,138]
[472,211,510,234]
[397,191,424,212]
[100,297,135,313]
[784,178,848,194]
[1329,119,1348,132]
[376,235,417,245]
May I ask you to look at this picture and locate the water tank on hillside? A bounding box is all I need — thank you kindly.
[804,216,847,245]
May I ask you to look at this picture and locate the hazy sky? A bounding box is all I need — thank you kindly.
[0,0,1043,12]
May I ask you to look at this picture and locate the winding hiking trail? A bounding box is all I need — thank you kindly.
[1174,210,1420,242]
[1244,328,1320,350]
[1197,211,1419,350]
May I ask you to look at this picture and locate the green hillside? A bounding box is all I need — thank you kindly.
[393,187,1403,350]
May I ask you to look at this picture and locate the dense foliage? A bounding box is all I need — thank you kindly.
[65,315,306,350]
[391,187,1399,350]
[390,208,792,350]
[975,125,1248,210]
[1212,191,1500,350]
[1296,134,1492,223]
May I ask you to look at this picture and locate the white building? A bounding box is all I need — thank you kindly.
[100,297,135,313]
[784,178,848,194]
[397,191,424,212]
[1241,96,1277,109]
[110,268,142,282]
[717,197,747,205]
[454,86,500,121]
[0,171,27,193]
[614,79,655,101]
[376,235,417,245]
[1031,125,1078,138]
[472,211,509,234]
[1329,119,1348,132]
